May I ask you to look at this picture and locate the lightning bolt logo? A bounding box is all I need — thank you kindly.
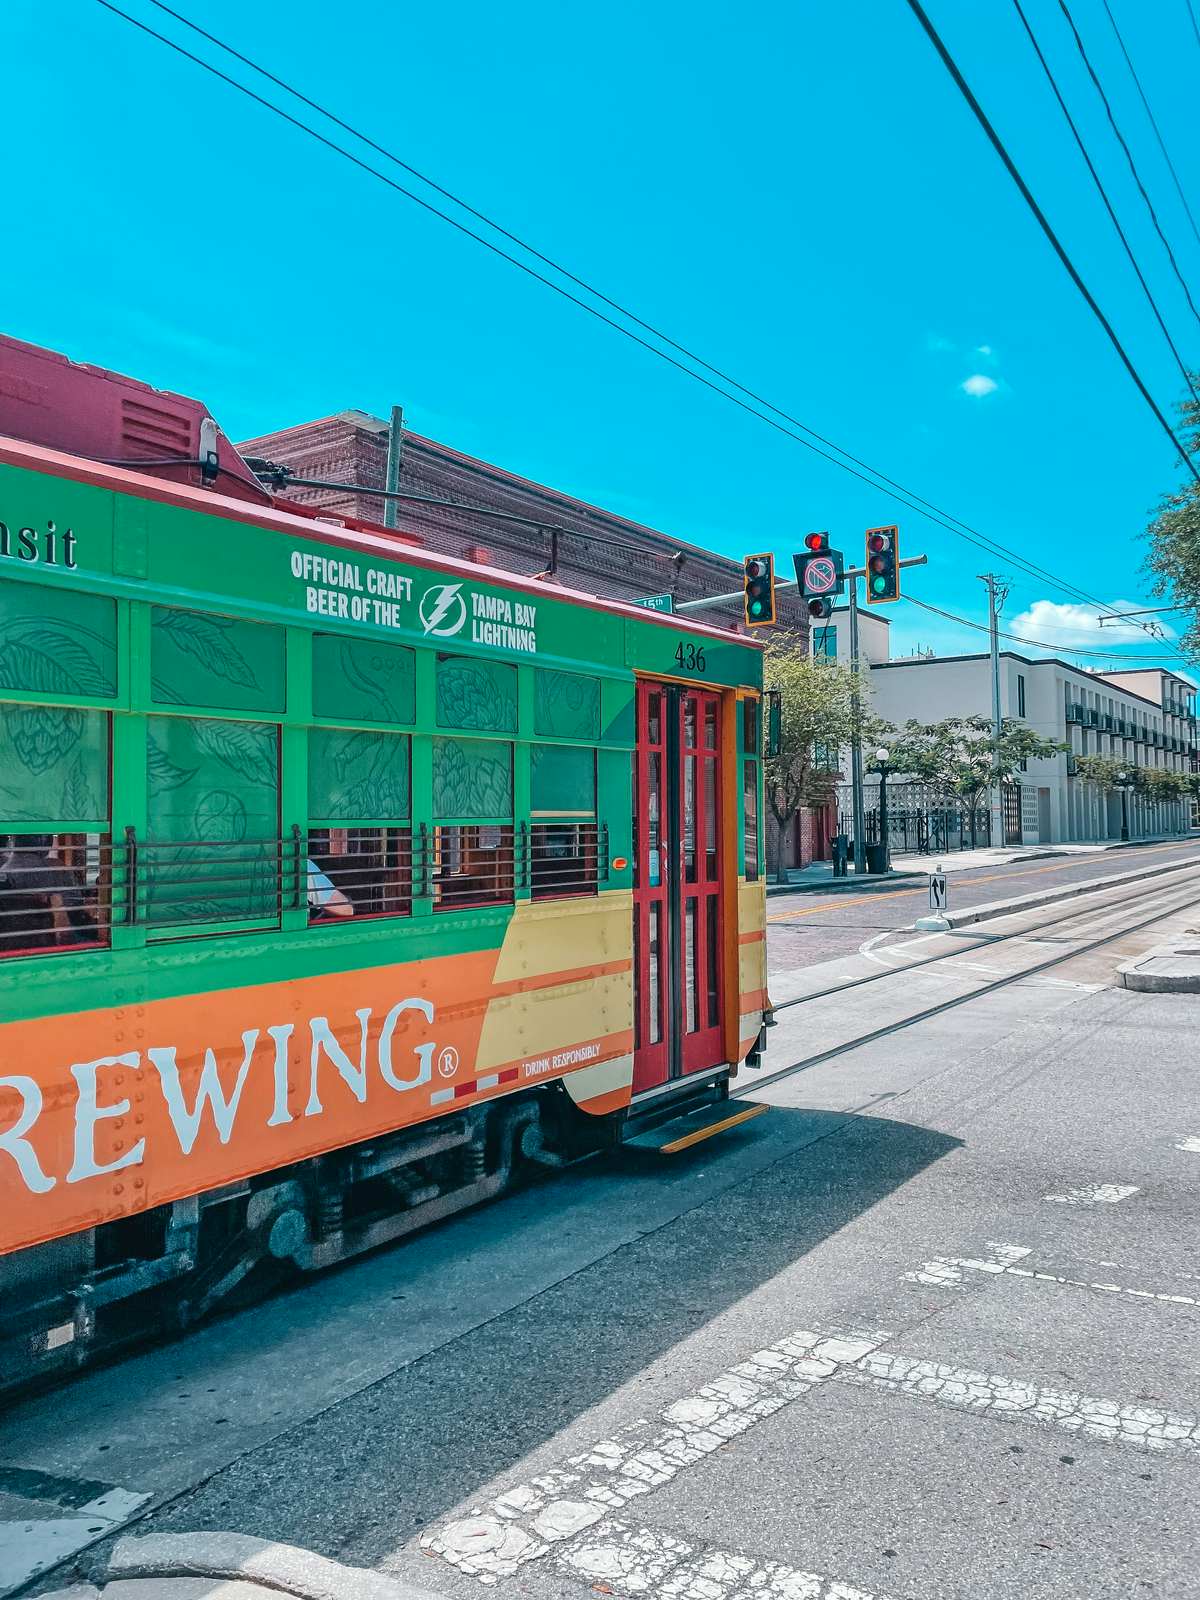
[419,582,467,637]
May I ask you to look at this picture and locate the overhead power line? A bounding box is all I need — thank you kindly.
[1011,0,1198,403]
[103,1,1141,619]
[906,594,1189,662]
[94,0,1199,629]
[1101,0,1200,256]
[1057,0,1200,337]
[904,0,1200,489]
[1186,0,1200,62]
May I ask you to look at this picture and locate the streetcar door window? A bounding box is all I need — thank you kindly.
[632,680,725,1094]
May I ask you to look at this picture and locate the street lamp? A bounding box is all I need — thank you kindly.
[876,747,891,869]
[1116,768,1130,843]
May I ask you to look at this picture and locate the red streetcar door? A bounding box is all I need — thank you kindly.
[632,681,725,1096]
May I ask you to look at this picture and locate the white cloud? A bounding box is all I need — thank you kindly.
[961,373,998,397]
[975,344,994,357]
[1009,598,1174,649]
[926,333,955,353]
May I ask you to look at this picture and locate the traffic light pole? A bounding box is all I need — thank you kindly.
[844,554,927,874]
[847,571,867,874]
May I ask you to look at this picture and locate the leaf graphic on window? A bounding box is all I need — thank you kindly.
[0,620,115,698]
[535,670,600,739]
[332,729,383,782]
[437,660,516,732]
[61,756,98,820]
[156,610,259,689]
[193,720,277,787]
[433,738,511,818]
[339,640,414,720]
[3,704,82,774]
[147,734,197,793]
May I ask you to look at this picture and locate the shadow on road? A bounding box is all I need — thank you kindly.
[127,1106,961,1569]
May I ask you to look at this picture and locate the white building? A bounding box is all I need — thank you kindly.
[866,651,1197,844]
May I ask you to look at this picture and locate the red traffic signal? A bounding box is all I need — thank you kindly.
[804,531,829,553]
[807,596,833,619]
[865,524,900,603]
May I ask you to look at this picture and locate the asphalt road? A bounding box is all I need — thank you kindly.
[9,862,1200,1600]
[766,838,1200,971]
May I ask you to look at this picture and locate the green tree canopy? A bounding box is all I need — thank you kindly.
[884,715,1066,813]
[1146,385,1200,659]
[761,633,886,876]
[1074,754,1194,801]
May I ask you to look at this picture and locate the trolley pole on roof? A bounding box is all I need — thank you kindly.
[383,405,404,530]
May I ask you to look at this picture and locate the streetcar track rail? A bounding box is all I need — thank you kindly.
[768,860,1200,1014]
[739,872,1200,1099]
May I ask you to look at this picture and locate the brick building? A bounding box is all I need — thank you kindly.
[238,410,808,635]
[239,411,814,870]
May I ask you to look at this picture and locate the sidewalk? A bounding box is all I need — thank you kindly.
[767,833,1198,895]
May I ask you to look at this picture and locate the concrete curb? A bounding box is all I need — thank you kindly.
[765,873,921,897]
[1118,942,1200,993]
[933,853,1200,933]
[86,1534,444,1600]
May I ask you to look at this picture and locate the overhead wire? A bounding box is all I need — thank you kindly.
[92,0,1198,621]
[1185,0,1200,59]
[1101,0,1200,256]
[906,593,1188,661]
[904,0,1200,493]
[1010,0,1197,403]
[1056,0,1200,336]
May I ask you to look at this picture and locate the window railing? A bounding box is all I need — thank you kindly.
[1066,703,1084,723]
[0,817,616,951]
[527,821,609,900]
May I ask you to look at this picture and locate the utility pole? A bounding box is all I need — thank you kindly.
[979,572,1010,848]
[848,570,867,874]
[383,405,404,530]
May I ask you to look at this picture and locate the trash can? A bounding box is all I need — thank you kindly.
[831,834,849,878]
[865,843,888,875]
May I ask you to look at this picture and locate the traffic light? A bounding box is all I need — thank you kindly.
[794,532,843,622]
[742,553,776,627]
[865,525,900,603]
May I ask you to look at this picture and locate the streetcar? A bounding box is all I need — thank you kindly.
[0,340,769,1392]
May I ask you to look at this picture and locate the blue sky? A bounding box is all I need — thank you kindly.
[4,0,1199,672]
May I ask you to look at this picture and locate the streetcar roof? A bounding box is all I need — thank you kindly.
[0,432,764,650]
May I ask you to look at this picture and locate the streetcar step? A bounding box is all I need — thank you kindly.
[623,1101,768,1154]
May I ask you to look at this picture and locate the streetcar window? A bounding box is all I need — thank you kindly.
[531,746,598,900]
[308,729,412,921]
[743,761,760,882]
[432,738,514,910]
[0,834,109,957]
[0,700,113,958]
[742,699,758,754]
[144,715,281,929]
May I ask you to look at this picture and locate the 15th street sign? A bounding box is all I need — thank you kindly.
[630,593,675,613]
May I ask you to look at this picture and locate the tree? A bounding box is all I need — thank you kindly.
[1145,383,1200,659]
[761,634,885,881]
[1075,755,1191,805]
[884,715,1066,845]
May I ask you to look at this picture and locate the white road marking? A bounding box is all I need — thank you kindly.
[906,1243,1200,1309]
[1176,1136,1200,1154]
[557,1517,893,1600]
[904,1241,1031,1287]
[1044,1184,1139,1206]
[422,1326,890,1583]
[0,1487,149,1594]
[845,1353,1200,1453]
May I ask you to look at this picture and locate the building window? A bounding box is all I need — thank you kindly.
[813,625,837,658]
[1017,674,1026,718]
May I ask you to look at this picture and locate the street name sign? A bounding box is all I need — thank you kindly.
[630,593,675,613]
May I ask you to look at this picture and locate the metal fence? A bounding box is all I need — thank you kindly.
[833,781,1020,855]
